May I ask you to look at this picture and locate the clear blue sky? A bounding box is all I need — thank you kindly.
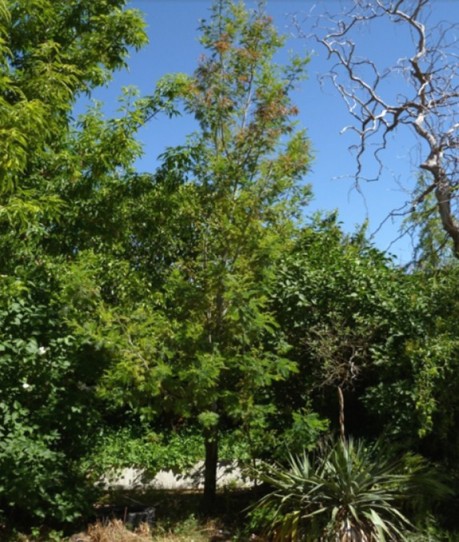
[76,0,459,264]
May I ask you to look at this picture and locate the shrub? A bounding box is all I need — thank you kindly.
[251,437,448,541]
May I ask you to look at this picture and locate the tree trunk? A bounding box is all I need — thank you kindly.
[202,429,218,513]
[338,385,346,441]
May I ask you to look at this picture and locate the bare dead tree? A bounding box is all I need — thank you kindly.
[309,0,459,257]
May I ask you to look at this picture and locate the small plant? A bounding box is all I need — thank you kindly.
[251,437,442,541]
[151,515,217,542]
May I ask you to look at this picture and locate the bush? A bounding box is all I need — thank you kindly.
[251,437,449,541]
[0,291,105,528]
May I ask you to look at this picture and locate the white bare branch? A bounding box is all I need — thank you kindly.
[310,0,459,257]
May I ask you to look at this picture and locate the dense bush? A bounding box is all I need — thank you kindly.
[0,286,104,525]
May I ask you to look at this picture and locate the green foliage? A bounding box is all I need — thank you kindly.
[403,267,459,470]
[91,0,312,504]
[268,217,459,446]
[281,409,329,456]
[2,0,459,535]
[0,0,149,529]
[87,425,283,478]
[0,0,147,230]
[252,438,448,541]
[0,282,104,525]
[87,428,203,476]
[403,175,456,270]
[354,265,459,456]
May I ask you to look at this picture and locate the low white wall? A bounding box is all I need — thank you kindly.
[101,461,255,491]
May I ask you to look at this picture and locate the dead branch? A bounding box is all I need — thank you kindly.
[310,0,459,257]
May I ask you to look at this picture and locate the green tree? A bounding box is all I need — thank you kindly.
[95,0,312,509]
[269,215,459,514]
[0,0,148,528]
[0,0,147,239]
[402,175,456,271]
[270,217,440,442]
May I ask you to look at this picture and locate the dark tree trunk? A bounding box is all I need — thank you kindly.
[202,429,218,513]
[338,385,346,441]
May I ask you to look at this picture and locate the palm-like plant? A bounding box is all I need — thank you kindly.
[252,438,421,541]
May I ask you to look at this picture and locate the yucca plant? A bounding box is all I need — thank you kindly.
[251,438,435,541]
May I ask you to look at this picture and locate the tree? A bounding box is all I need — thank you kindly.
[270,217,443,444]
[0,0,147,238]
[268,217,459,527]
[95,0,312,509]
[0,0,148,528]
[310,0,459,258]
[402,174,457,270]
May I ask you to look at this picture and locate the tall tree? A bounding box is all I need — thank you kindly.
[0,0,148,527]
[97,0,312,509]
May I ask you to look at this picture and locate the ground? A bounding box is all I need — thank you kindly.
[66,488,265,542]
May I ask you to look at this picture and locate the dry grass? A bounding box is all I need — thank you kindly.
[8,489,262,541]
[150,530,209,541]
[151,518,229,542]
[68,518,230,542]
[70,519,152,542]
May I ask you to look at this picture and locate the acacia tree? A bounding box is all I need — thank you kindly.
[309,0,459,258]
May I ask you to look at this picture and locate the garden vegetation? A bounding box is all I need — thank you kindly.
[0,0,458,539]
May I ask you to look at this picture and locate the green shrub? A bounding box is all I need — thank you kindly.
[0,294,103,527]
[251,437,449,541]
[87,427,203,476]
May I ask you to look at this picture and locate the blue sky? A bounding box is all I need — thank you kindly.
[76,0,459,264]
